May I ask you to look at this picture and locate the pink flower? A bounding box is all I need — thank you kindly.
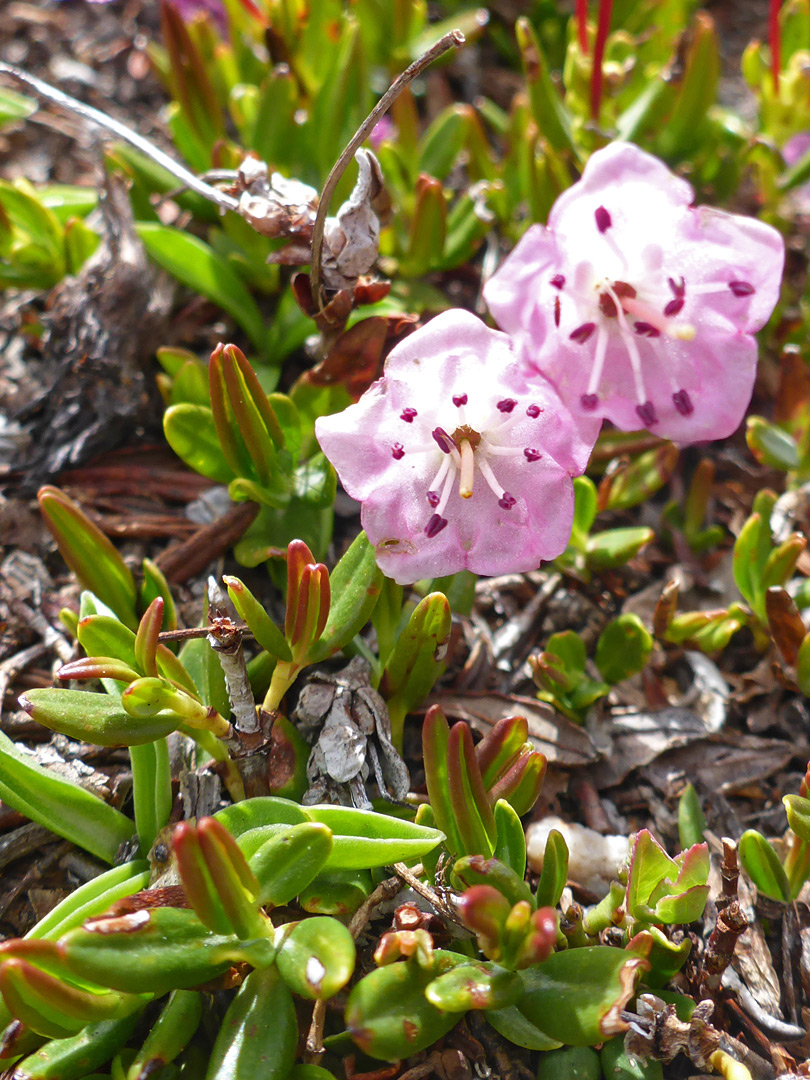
[315,310,598,585]
[483,142,785,444]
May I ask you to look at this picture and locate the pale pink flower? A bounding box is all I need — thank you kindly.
[484,142,785,443]
[315,310,597,585]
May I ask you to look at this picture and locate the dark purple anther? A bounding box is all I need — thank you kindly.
[554,295,561,328]
[432,427,455,453]
[550,274,566,289]
[634,321,661,338]
[426,490,440,507]
[524,448,542,461]
[499,492,517,509]
[728,280,755,297]
[452,393,468,407]
[400,407,418,423]
[595,206,612,233]
[391,443,405,460]
[497,398,517,413]
[672,389,694,416]
[570,322,596,344]
[526,404,542,418]
[664,298,685,317]
[667,276,686,299]
[636,400,658,427]
[425,514,448,538]
[580,393,599,411]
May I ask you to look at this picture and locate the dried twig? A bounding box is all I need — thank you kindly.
[0,62,240,213]
[308,29,465,309]
[206,579,258,734]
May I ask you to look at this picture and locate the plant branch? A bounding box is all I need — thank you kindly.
[0,62,240,213]
[309,28,465,311]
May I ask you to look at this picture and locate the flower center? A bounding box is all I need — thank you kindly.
[388,392,545,538]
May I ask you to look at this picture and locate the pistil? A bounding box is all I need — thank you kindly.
[458,439,475,498]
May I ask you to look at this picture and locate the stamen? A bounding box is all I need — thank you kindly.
[554,295,561,327]
[570,322,596,344]
[391,443,405,460]
[526,404,542,418]
[427,491,440,507]
[458,440,475,499]
[477,458,505,500]
[498,493,517,510]
[595,206,612,233]
[672,389,694,416]
[636,400,658,427]
[435,465,456,515]
[607,283,648,407]
[400,407,417,422]
[728,280,755,297]
[497,398,517,413]
[586,324,609,396]
[668,276,686,299]
[452,393,468,406]
[551,274,566,289]
[425,514,448,538]
[427,455,452,501]
[621,295,695,340]
[581,393,599,410]
[432,427,455,453]
[524,448,542,461]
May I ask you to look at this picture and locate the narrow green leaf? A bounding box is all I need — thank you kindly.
[136,223,266,351]
[0,730,134,863]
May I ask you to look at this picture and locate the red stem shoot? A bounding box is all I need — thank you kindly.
[577,0,589,54]
[769,0,781,96]
[590,0,613,120]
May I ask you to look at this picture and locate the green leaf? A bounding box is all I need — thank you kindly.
[345,956,461,1061]
[8,1014,142,1080]
[678,784,706,849]
[225,575,292,661]
[126,990,203,1080]
[746,416,800,470]
[534,830,569,910]
[38,487,138,630]
[510,945,649,1046]
[493,799,527,879]
[275,916,355,1000]
[515,18,577,157]
[22,687,184,746]
[586,528,654,572]
[60,907,246,995]
[302,805,445,870]
[307,532,383,663]
[595,614,653,684]
[0,730,134,864]
[248,822,333,906]
[537,1046,602,1080]
[205,966,297,1080]
[136,223,267,352]
[163,403,236,483]
[0,87,36,125]
[426,961,522,1012]
[785,794,810,844]
[738,829,790,902]
[381,592,451,750]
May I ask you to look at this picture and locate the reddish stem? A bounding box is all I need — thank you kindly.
[576,0,589,54]
[590,0,613,121]
[769,0,781,96]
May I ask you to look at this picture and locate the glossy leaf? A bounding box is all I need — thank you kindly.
[205,966,297,1080]
[738,829,790,902]
[0,729,134,864]
[275,916,355,1000]
[136,223,266,352]
[595,614,653,685]
[307,531,383,664]
[426,961,521,1012]
[248,821,333,906]
[38,487,138,629]
[126,990,203,1080]
[509,945,649,1046]
[224,575,292,661]
[534,830,569,910]
[9,1014,142,1080]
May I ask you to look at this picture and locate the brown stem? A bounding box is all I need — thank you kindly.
[309,29,465,310]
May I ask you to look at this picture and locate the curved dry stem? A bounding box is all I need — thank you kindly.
[309,28,466,311]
